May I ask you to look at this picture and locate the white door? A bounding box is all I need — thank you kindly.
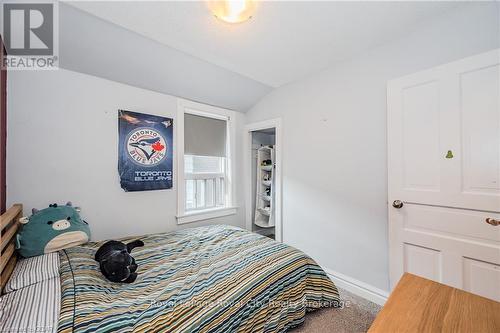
[388,49,500,301]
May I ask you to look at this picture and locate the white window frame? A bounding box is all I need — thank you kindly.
[176,98,237,224]
[184,170,226,211]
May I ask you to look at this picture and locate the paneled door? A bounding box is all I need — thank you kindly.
[388,49,500,301]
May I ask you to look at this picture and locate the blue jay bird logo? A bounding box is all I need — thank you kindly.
[126,128,167,166]
[130,137,161,160]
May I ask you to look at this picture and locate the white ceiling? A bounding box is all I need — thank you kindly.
[68,1,459,88]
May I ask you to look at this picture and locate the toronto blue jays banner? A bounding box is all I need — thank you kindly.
[118,110,173,192]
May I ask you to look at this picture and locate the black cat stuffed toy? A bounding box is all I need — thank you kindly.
[95,240,144,283]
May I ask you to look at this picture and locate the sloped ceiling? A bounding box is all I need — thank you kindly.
[58,3,271,112]
[60,1,460,111]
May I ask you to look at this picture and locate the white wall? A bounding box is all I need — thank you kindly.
[7,69,246,240]
[244,2,499,292]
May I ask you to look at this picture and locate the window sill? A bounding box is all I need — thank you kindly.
[176,207,238,225]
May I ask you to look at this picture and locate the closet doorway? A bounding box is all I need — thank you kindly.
[244,119,282,242]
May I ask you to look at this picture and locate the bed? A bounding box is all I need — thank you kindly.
[0,204,340,332]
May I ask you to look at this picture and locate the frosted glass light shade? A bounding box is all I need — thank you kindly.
[208,0,256,24]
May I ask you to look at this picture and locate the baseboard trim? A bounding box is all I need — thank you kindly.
[324,268,390,306]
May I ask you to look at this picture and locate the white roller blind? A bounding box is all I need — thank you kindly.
[184,113,227,157]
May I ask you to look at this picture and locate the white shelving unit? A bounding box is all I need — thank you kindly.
[254,146,275,228]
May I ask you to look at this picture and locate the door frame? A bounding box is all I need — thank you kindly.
[244,118,283,242]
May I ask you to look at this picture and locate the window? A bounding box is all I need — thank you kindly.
[177,99,236,224]
[185,155,226,211]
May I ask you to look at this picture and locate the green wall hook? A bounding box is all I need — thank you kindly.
[445,150,454,159]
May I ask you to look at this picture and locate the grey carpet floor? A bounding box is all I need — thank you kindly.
[290,288,381,333]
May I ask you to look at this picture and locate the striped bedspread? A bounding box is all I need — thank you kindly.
[57,225,339,332]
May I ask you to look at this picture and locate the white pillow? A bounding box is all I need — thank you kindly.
[0,277,60,333]
[4,252,59,293]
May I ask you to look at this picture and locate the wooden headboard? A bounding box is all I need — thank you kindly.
[0,204,22,292]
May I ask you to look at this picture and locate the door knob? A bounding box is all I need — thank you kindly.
[392,200,404,209]
[485,218,500,226]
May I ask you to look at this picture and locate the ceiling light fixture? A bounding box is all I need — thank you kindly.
[208,0,255,24]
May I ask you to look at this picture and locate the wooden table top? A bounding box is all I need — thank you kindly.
[368,273,500,333]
